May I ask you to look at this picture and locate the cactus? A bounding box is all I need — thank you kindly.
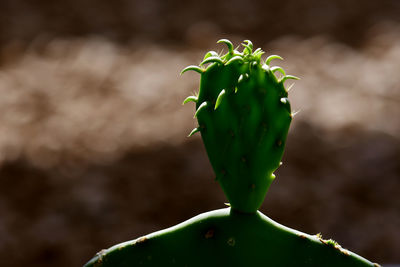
[182,39,296,213]
[83,39,379,267]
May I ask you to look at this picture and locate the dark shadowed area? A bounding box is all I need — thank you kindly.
[0,1,399,266]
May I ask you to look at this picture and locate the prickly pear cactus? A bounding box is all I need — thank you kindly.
[83,39,379,267]
[182,39,298,212]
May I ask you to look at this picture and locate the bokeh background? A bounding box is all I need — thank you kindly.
[0,0,399,266]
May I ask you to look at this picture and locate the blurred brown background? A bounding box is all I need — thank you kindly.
[0,0,399,266]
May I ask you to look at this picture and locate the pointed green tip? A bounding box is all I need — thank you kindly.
[180,65,204,75]
[182,95,198,105]
[217,39,234,53]
[281,75,300,83]
[270,66,286,76]
[214,89,226,110]
[266,55,283,65]
[252,48,265,59]
[188,127,201,137]
[243,40,253,49]
[225,56,244,66]
[242,40,253,54]
[194,101,208,118]
[200,56,224,66]
[203,51,219,61]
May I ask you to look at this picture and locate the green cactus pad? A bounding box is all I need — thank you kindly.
[84,208,376,267]
[183,39,296,212]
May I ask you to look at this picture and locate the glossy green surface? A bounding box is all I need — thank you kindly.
[184,40,296,212]
[84,208,375,267]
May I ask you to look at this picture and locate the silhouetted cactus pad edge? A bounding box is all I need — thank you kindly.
[83,39,379,267]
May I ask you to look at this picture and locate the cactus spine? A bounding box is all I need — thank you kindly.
[83,39,378,267]
[183,39,297,212]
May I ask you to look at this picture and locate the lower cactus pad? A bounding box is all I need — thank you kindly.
[84,208,376,267]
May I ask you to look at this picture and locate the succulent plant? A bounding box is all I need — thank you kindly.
[182,39,297,213]
[83,39,379,267]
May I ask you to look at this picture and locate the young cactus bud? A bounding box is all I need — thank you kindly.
[183,39,298,212]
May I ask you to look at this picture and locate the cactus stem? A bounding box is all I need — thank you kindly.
[242,104,251,114]
[262,122,268,130]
